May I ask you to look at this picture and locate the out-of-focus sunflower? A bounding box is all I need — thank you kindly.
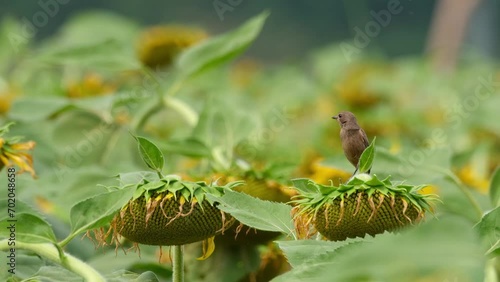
[0,82,19,115]
[456,164,489,194]
[137,25,208,69]
[299,155,351,186]
[0,123,36,178]
[66,73,116,98]
[0,93,15,115]
[335,64,385,108]
[419,185,439,195]
[230,58,261,88]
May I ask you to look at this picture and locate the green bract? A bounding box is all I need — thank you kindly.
[107,174,243,246]
[291,174,436,241]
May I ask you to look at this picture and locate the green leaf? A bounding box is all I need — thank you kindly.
[489,167,500,207]
[117,171,159,186]
[0,198,38,221]
[69,185,135,237]
[475,206,500,250]
[0,122,14,136]
[38,39,140,71]
[140,181,166,192]
[276,239,363,268]
[274,218,485,282]
[358,137,376,174]
[134,135,165,172]
[176,11,269,79]
[206,189,294,237]
[9,97,70,122]
[291,178,318,194]
[31,266,81,281]
[0,213,56,243]
[162,138,211,158]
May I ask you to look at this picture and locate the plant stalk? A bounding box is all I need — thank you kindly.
[0,240,105,282]
[172,245,184,282]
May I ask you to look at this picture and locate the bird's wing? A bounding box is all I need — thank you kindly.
[360,128,370,148]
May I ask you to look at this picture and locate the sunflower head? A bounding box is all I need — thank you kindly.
[335,64,385,108]
[92,174,242,259]
[456,164,489,194]
[291,174,436,241]
[137,25,208,69]
[66,73,116,98]
[0,123,36,178]
[0,80,19,115]
[297,155,351,186]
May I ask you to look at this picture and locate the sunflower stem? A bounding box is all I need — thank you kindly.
[172,245,184,282]
[163,95,198,127]
[0,240,105,282]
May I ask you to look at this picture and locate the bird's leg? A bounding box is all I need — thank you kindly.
[352,167,358,176]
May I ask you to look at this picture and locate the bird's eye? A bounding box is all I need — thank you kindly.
[338,114,342,118]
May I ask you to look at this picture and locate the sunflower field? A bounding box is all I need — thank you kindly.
[0,9,498,282]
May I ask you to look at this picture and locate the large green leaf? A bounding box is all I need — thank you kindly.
[117,171,159,186]
[0,213,56,244]
[206,190,294,237]
[9,97,70,122]
[273,217,485,282]
[37,39,141,71]
[276,239,363,268]
[161,138,211,158]
[134,136,165,172]
[31,266,81,282]
[175,11,269,79]
[0,198,38,221]
[489,167,500,207]
[69,185,135,237]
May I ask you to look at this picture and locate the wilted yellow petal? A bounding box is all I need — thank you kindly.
[10,141,36,151]
[419,185,439,195]
[0,154,9,166]
[197,236,215,260]
[4,152,36,178]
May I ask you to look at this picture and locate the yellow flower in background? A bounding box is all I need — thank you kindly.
[0,93,16,115]
[0,124,36,178]
[137,25,208,69]
[335,64,384,108]
[230,58,261,88]
[310,161,351,186]
[456,164,489,194]
[300,156,351,186]
[419,185,439,195]
[67,73,116,98]
[0,82,20,115]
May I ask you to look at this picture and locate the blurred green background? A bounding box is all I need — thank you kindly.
[2,0,499,62]
[0,1,499,281]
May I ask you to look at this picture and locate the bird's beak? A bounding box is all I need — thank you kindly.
[332,115,338,120]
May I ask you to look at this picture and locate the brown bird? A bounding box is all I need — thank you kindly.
[332,111,370,175]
